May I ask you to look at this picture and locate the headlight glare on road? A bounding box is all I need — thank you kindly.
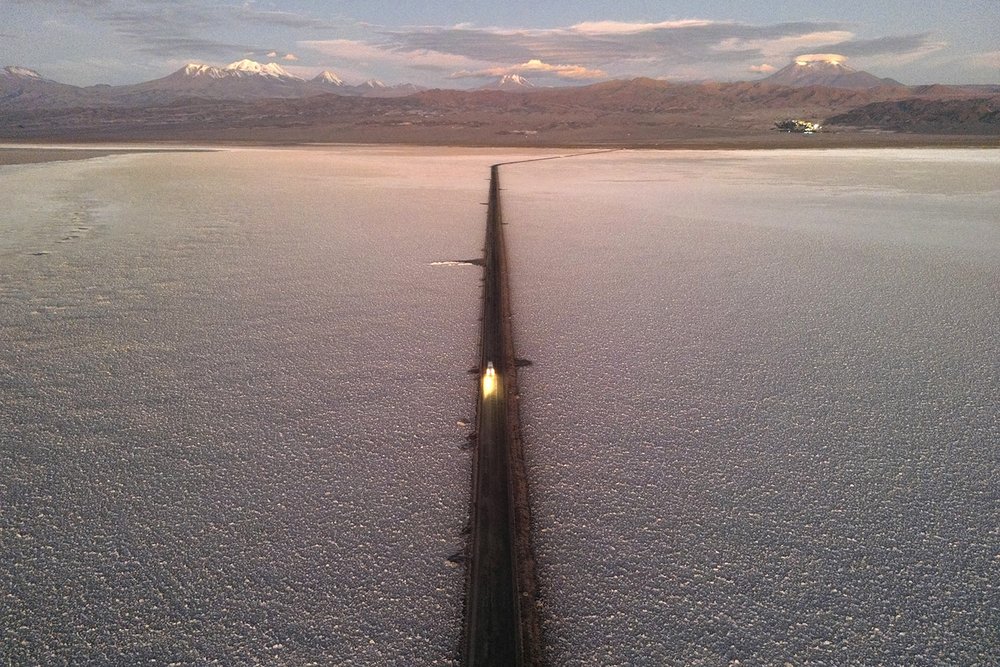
[482,370,497,397]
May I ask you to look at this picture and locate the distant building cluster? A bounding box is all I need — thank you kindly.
[775,119,822,133]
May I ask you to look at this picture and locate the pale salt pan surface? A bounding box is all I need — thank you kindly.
[504,149,1000,666]
[0,147,539,665]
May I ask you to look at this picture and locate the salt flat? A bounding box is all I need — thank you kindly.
[0,146,545,665]
[504,149,1000,666]
[4,146,997,665]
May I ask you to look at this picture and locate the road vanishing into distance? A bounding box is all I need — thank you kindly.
[462,164,540,666]
[463,154,616,666]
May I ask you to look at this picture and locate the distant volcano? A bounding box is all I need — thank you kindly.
[119,59,310,100]
[177,59,303,81]
[312,71,344,87]
[2,65,48,81]
[763,54,903,90]
[482,74,535,91]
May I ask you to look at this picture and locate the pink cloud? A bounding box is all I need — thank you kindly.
[569,19,715,35]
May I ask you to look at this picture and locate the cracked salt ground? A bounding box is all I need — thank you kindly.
[504,149,1000,666]
[0,146,542,665]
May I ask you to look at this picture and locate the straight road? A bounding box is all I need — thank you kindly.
[463,153,613,665]
[463,165,537,666]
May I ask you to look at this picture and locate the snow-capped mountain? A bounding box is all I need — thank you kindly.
[174,59,303,82]
[121,62,420,100]
[2,66,48,81]
[171,59,302,81]
[313,71,344,87]
[480,74,535,91]
[499,74,534,89]
[171,60,303,82]
[0,65,94,108]
[220,59,302,79]
[763,54,903,90]
[0,60,418,107]
[117,59,315,100]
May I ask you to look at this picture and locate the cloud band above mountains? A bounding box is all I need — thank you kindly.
[3,1,955,86]
[364,20,943,81]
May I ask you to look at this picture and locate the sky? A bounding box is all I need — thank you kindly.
[2,1,998,87]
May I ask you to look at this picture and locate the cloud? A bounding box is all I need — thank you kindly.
[372,20,960,82]
[794,53,847,64]
[302,38,488,73]
[714,30,855,61]
[55,2,338,65]
[797,33,945,59]
[380,20,858,78]
[10,4,965,86]
[8,0,110,5]
[451,58,606,80]
[231,7,342,31]
[96,5,258,59]
[132,36,256,59]
[749,64,776,73]
[568,20,715,35]
[968,50,1000,69]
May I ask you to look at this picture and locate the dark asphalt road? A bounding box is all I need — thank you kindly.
[463,154,614,666]
[463,165,527,666]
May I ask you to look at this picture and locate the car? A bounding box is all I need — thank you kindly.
[482,361,497,396]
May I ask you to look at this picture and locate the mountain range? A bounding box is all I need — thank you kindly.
[4,55,953,110]
[1,60,423,107]
[2,58,998,142]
